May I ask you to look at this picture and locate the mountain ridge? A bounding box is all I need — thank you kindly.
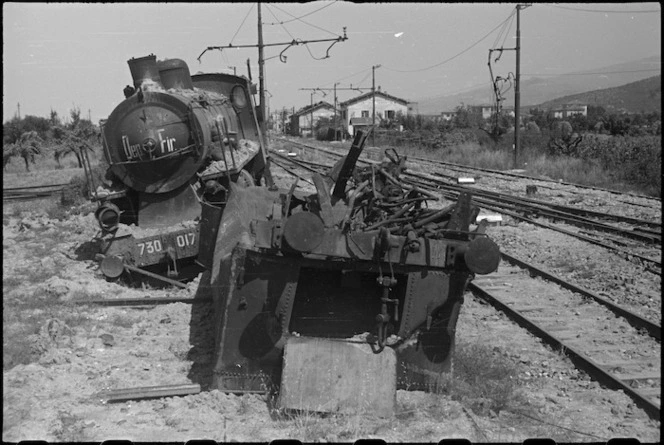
[415,55,661,114]
[535,75,661,114]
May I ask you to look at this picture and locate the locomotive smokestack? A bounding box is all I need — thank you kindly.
[128,54,163,90]
[157,58,194,90]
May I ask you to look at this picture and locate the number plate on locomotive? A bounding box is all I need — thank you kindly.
[133,226,199,266]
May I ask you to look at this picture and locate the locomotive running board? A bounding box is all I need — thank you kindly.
[278,336,396,417]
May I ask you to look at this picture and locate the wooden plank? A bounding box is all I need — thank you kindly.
[618,373,662,382]
[636,388,662,397]
[278,337,396,417]
[98,383,201,402]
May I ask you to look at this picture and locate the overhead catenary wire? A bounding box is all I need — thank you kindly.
[264,4,296,40]
[492,8,516,50]
[522,68,661,76]
[382,9,517,73]
[229,4,255,46]
[263,1,338,25]
[545,3,660,14]
[269,2,340,37]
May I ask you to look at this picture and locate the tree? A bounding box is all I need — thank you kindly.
[50,107,99,168]
[453,104,484,129]
[51,125,95,168]
[548,120,582,156]
[3,131,43,171]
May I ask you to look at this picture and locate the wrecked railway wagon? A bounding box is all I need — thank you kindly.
[88,54,270,284]
[198,131,501,411]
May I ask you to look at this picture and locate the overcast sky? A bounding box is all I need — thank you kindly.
[3,2,661,124]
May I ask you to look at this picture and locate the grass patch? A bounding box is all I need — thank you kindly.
[443,342,523,416]
[52,410,91,442]
[355,130,661,197]
[2,323,42,369]
[2,285,96,371]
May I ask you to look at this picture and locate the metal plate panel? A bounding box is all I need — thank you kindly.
[278,337,396,417]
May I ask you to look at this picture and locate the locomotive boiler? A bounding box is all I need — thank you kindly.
[90,54,270,283]
[200,131,501,412]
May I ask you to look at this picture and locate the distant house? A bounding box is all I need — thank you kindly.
[440,111,457,121]
[289,101,335,136]
[551,103,588,119]
[502,105,516,118]
[468,104,495,120]
[340,88,409,136]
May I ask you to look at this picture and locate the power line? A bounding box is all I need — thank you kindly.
[522,68,661,76]
[545,4,660,13]
[264,4,339,62]
[383,9,517,73]
[264,4,296,40]
[264,1,338,25]
[319,67,373,89]
[229,4,255,45]
[492,9,516,49]
[269,3,340,37]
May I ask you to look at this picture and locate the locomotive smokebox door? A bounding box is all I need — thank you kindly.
[278,337,397,417]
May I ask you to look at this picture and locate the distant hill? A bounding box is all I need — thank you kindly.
[415,55,661,114]
[535,75,661,114]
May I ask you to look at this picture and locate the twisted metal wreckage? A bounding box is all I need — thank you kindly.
[200,130,501,414]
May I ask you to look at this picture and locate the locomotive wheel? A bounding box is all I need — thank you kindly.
[234,169,255,188]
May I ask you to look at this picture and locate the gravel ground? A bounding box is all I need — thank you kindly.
[3,148,661,441]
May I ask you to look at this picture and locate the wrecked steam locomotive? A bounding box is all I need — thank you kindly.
[89,54,270,283]
[89,55,501,410]
[199,130,501,405]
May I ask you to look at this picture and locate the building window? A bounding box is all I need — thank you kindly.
[361,110,369,117]
[386,110,395,119]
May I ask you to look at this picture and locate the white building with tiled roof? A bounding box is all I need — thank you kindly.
[340,89,409,136]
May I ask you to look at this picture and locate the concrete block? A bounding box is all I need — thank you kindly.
[278,336,396,417]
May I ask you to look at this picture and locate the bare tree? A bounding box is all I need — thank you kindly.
[3,131,43,171]
[548,120,582,155]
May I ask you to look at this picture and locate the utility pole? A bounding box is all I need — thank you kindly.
[198,16,348,131]
[258,3,266,138]
[333,82,339,140]
[488,3,530,169]
[372,64,381,146]
[310,91,314,137]
[514,3,530,169]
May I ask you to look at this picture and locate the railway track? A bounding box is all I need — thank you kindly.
[2,183,68,201]
[470,264,660,420]
[270,139,661,270]
[270,137,662,420]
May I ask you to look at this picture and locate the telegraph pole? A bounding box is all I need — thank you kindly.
[372,64,381,146]
[488,3,530,169]
[258,3,266,137]
[514,4,522,169]
[310,91,314,137]
[333,82,339,140]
